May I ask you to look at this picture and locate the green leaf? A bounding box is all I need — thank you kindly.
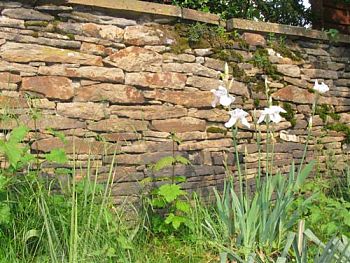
[150,197,167,208]
[0,203,11,225]
[152,156,175,171]
[174,155,191,165]
[157,184,185,203]
[8,125,28,144]
[24,229,40,243]
[4,143,22,168]
[296,160,315,190]
[45,148,68,164]
[175,200,190,213]
[164,213,186,230]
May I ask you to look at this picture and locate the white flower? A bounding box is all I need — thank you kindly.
[313,79,329,94]
[225,108,250,128]
[257,106,287,124]
[210,86,235,107]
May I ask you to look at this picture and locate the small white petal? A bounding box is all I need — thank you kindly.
[270,113,282,123]
[240,117,251,128]
[220,95,233,107]
[225,116,237,128]
[257,113,266,124]
[211,97,218,108]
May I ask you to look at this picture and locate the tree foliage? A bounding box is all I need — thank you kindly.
[146,0,312,26]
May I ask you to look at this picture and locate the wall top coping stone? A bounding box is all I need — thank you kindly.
[39,0,350,43]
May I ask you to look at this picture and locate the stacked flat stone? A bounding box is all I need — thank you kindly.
[0,1,348,204]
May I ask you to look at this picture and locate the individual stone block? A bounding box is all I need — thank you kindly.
[38,65,124,83]
[151,117,206,133]
[106,46,162,71]
[57,102,107,121]
[2,8,54,21]
[75,84,144,104]
[87,118,148,132]
[0,42,103,66]
[125,72,186,89]
[242,32,266,47]
[21,76,74,100]
[276,64,301,78]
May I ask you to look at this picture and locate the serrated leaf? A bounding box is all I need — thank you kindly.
[175,200,190,213]
[174,155,191,165]
[157,184,185,202]
[151,197,167,208]
[153,156,175,171]
[8,125,28,144]
[45,148,68,164]
[164,213,186,229]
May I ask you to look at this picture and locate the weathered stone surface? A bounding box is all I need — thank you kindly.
[0,16,24,28]
[151,117,206,133]
[32,137,116,154]
[124,25,170,46]
[80,42,106,56]
[0,95,28,108]
[0,72,21,83]
[57,102,107,121]
[163,53,195,63]
[110,105,187,120]
[121,141,174,153]
[38,65,124,83]
[0,60,37,74]
[334,79,350,86]
[186,76,222,90]
[0,115,85,130]
[0,82,17,90]
[75,84,144,104]
[0,42,103,66]
[284,77,308,88]
[125,72,186,89]
[106,46,162,71]
[88,118,148,132]
[194,48,213,56]
[276,64,301,78]
[100,132,141,142]
[304,48,329,56]
[272,85,315,104]
[21,76,74,100]
[188,109,229,122]
[146,90,212,108]
[179,139,232,151]
[301,69,338,79]
[0,31,81,49]
[204,57,225,71]
[339,113,350,124]
[163,63,219,78]
[82,23,124,42]
[2,8,54,21]
[242,32,266,46]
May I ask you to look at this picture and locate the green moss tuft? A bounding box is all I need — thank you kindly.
[24,21,49,27]
[253,98,260,108]
[250,48,279,78]
[326,123,350,143]
[211,49,243,63]
[316,104,340,123]
[280,102,297,127]
[206,126,227,135]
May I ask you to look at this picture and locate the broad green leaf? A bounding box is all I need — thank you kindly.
[174,155,191,165]
[175,200,190,213]
[8,125,28,144]
[157,184,185,203]
[45,148,68,164]
[295,160,315,190]
[164,213,186,229]
[152,156,175,171]
[5,143,22,167]
[150,197,167,208]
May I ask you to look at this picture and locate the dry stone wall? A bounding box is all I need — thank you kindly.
[0,1,349,203]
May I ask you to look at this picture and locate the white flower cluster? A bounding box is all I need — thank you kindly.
[211,73,329,129]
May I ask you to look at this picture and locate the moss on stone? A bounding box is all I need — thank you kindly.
[326,123,350,143]
[269,41,303,61]
[24,21,49,27]
[280,102,296,127]
[316,104,340,123]
[230,62,245,79]
[253,98,260,108]
[211,49,243,63]
[250,48,279,79]
[206,126,227,135]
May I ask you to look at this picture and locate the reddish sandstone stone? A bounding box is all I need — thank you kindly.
[21,76,74,100]
[151,117,206,133]
[125,72,187,89]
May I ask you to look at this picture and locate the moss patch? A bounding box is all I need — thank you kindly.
[211,49,243,63]
[326,123,350,143]
[250,48,279,78]
[206,126,227,135]
[315,104,340,123]
[24,21,49,27]
[280,102,296,127]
